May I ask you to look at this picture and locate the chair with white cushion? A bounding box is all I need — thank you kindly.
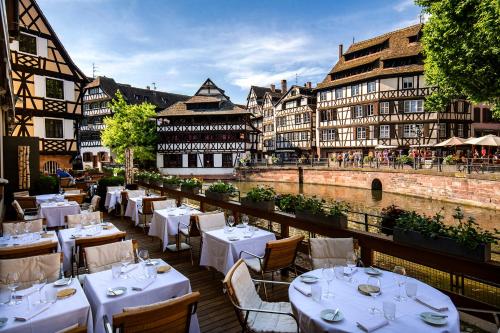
[223,259,298,333]
[13,191,30,197]
[66,211,103,228]
[0,253,62,284]
[195,211,226,263]
[83,239,137,274]
[309,237,354,269]
[152,199,177,211]
[2,218,45,235]
[81,195,101,213]
[11,200,40,221]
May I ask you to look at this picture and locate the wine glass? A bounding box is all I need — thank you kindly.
[242,215,249,228]
[24,222,32,235]
[138,249,150,264]
[6,272,20,306]
[33,272,47,304]
[393,265,407,302]
[322,265,335,299]
[346,252,357,273]
[227,216,235,228]
[120,250,132,279]
[367,276,382,314]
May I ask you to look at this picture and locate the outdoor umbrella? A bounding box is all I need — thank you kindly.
[434,137,466,147]
[374,145,398,149]
[465,134,500,146]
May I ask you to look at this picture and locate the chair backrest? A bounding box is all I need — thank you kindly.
[195,212,226,234]
[141,197,167,215]
[310,237,354,269]
[152,199,177,211]
[127,190,145,199]
[13,191,29,197]
[263,235,304,272]
[0,253,61,285]
[74,232,127,269]
[90,195,101,211]
[66,211,103,228]
[0,240,59,259]
[64,189,81,195]
[60,177,72,187]
[112,291,200,333]
[223,259,262,311]
[84,239,135,273]
[11,200,25,219]
[2,219,44,235]
[15,196,37,209]
[65,193,86,204]
[55,324,87,333]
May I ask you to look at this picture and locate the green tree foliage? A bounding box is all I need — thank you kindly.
[101,91,157,163]
[416,0,500,117]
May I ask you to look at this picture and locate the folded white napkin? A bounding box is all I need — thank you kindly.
[16,286,37,297]
[344,267,358,275]
[15,304,51,321]
[293,283,311,297]
[416,296,448,312]
[132,279,154,291]
[356,317,389,332]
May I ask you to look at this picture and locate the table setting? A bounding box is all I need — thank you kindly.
[104,188,124,212]
[124,194,159,224]
[34,194,61,205]
[288,264,459,332]
[82,255,200,333]
[40,201,81,228]
[0,230,60,251]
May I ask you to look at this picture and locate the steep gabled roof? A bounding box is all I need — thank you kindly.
[275,85,315,105]
[194,78,230,101]
[247,85,283,106]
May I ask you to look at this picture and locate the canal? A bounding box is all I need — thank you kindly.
[229,181,498,231]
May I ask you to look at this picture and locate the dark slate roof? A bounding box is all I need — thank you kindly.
[248,86,283,106]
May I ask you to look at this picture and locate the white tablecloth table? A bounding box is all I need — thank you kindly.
[104,190,120,212]
[83,260,200,333]
[124,195,158,225]
[35,194,58,205]
[148,206,201,251]
[39,201,81,228]
[289,269,460,333]
[0,279,93,333]
[200,227,276,274]
[0,231,60,252]
[58,224,122,272]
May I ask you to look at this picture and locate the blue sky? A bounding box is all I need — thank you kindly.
[38,0,423,104]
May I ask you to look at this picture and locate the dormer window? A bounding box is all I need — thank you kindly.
[291,90,297,96]
[19,33,37,55]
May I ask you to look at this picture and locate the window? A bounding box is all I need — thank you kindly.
[403,124,423,138]
[46,78,64,100]
[366,104,374,116]
[88,87,99,95]
[457,124,464,137]
[84,104,90,111]
[45,119,63,138]
[188,154,197,168]
[354,105,363,118]
[356,127,366,139]
[367,81,376,93]
[321,129,336,141]
[294,114,302,125]
[285,101,296,109]
[276,117,286,127]
[335,88,344,99]
[351,84,360,96]
[402,77,414,89]
[301,132,309,141]
[222,154,233,167]
[379,125,390,138]
[163,154,182,168]
[19,34,37,55]
[404,100,424,113]
[203,154,214,168]
[439,123,446,138]
[319,91,328,101]
[320,109,337,122]
[82,152,93,162]
[380,102,390,114]
[100,101,107,108]
[303,112,311,124]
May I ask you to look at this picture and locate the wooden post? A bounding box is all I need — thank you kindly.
[124,148,134,185]
[18,146,30,190]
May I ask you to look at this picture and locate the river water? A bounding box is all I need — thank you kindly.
[229,181,498,231]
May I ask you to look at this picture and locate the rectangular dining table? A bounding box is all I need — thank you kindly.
[124,195,158,225]
[39,201,81,228]
[0,231,61,253]
[200,227,276,274]
[82,260,200,333]
[34,194,59,205]
[0,279,93,333]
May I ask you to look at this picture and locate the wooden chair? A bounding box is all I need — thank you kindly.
[65,211,103,228]
[178,215,201,265]
[223,259,298,333]
[0,253,62,285]
[103,291,200,333]
[195,211,226,263]
[0,240,58,259]
[240,235,304,298]
[83,239,138,274]
[14,196,37,209]
[309,237,355,269]
[60,177,73,188]
[11,200,40,221]
[64,193,86,204]
[137,197,167,233]
[2,218,45,235]
[81,195,101,213]
[75,182,89,192]
[152,199,177,211]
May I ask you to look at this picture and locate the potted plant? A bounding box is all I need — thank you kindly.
[149,172,163,187]
[325,200,350,228]
[380,205,407,236]
[393,208,497,262]
[205,181,237,201]
[162,175,181,190]
[241,186,276,212]
[275,193,300,214]
[180,178,203,194]
[295,196,349,229]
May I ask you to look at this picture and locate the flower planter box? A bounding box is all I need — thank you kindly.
[163,184,179,190]
[180,186,200,195]
[241,197,275,212]
[205,191,231,202]
[295,210,347,229]
[393,227,491,262]
[151,180,163,187]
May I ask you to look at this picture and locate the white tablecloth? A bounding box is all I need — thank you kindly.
[0,231,60,252]
[148,206,201,251]
[58,224,122,272]
[40,202,81,228]
[83,260,200,333]
[289,269,460,333]
[104,191,119,212]
[35,194,58,205]
[124,195,158,225]
[200,227,276,274]
[1,279,93,333]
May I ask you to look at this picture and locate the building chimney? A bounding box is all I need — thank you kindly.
[281,79,287,93]
[270,84,275,92]
[338,44,343,59]
[306,82,312,89]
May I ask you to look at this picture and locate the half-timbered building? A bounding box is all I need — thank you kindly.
[81,76,188,169]
[157,79,257,176]
[8,0,88,173]
[274,82,317,160]
[315,24,473,157]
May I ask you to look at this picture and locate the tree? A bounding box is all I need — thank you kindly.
[101,91,157,164]
[416,0,500,118]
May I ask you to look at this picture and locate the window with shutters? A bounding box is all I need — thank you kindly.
[351,84,360,96]
[335,88,344,99]
[380,102,390,114]
[402,77,414,89]
[188,154,197,167]
[319,91,328,101]
[379,125,390,138]
[355,105,364,118]
[46,78,64,100]
[403,100,424,113]
[321,129,336,141]
[367,81,376,93]
[403,124,423,138]
[356,127,367,139]
[294,114,302,124]
[222,154,233,167]
[303,112,311,123]
[163,154,182,168]
[45,119,63,138]
[19,33,37,55]
[367,104,374,116]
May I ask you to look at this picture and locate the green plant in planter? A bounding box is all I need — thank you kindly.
[162,175,181,186]
[275,194,300,213]
[181,177,203,189]
[245,186,276,202]
[326,200,350,217]
[149,172,163,184]
[296,196,325,215]
[397,155,413,165]
[380,205,407,235]
[207,181,237,194]
[448,207,498,250]
[396,210,447,238]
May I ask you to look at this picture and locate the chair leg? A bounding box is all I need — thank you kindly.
[261,271,268,300]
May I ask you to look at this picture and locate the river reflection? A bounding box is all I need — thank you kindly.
[230,181,498,231]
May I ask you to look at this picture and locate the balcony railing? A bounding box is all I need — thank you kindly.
[40,139,77,154]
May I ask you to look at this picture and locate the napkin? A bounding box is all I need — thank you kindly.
[293,283,312,297]
[132,279,154,291]
[15,304,51,321]
[416,296,448,312]
[356,317,389,332]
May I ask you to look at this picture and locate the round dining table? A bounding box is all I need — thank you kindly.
[288,268,459,333]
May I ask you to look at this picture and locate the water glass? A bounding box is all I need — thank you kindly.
[405,282,418,299]
[383,301,396,320]
[322,265,335,299]
[334,265,344,280]
[146,265,157,279]
[242,215,249,227]
[44,288,57,304]
[227,216,235,228]
[111,263,121,279]
[0,285,10,304]
[311,284,322,302]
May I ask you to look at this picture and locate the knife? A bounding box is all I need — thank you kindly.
[332,308,339,320]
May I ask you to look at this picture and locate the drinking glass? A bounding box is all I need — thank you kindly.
[111,263,121,279]
[121,250,132,279]
[242,215,249,227]
[346,252,357,271]
[311,284,322,302]
[0,285,10,304]
[138,249,150,264]
[33,272,47,304]
[334,265,344,280]
[383,301,396,320]
[44,288,57,304]
[227,216,235,228]
[6,272,20,306]
[24,222,32,235]
[146,265,157,279]
[367,276,381,314]
[393,265,407,302]
[405,282,418,299]
[322,265,335,299]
